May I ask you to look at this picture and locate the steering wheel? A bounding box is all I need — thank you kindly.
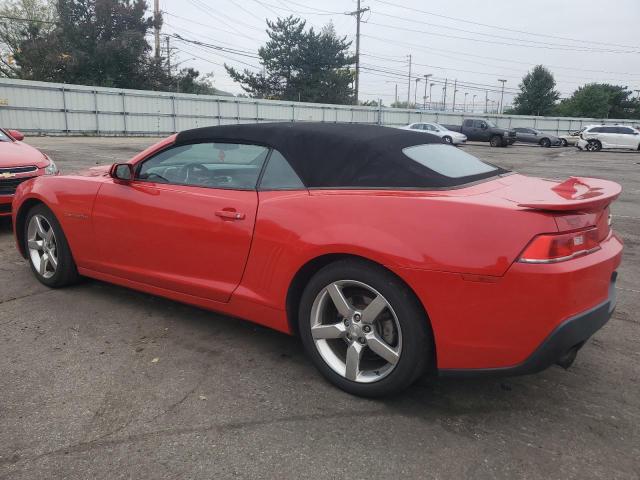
[181,163,210,184]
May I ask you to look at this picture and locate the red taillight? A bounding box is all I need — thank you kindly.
[518,228,601,264]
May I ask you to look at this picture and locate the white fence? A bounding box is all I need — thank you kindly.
[1,78,638,136]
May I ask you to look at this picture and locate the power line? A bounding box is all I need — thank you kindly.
[368,0,640,50]
[365,20,640,54]
[0,15,55,24]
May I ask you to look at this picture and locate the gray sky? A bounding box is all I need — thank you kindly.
[159,0,640,109]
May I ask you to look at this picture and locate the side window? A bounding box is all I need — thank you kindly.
[588,127,603,133]
[618,127,634,134]
[259,150,305,190]
[410,124,423,130]
[137,142,269,190]
[602,127,617,134]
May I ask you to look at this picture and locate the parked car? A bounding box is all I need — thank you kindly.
[559,128,585,147]
[513,127,561,147]
[12,123,622,397]
[443,119,516,147]
[577,125,640,152]
[0,128,58,217]
[399,122,467,145]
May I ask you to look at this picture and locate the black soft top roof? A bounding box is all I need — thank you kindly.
[175,122,504,188]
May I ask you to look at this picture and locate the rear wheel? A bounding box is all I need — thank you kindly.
[489,135,503,147]
[540,138,551,148]
[441,135,453,144]
[24,204,79,287]
[298,259,432,397]
[585,140,602,152]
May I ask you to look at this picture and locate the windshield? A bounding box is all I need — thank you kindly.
[432,123,447,132]
[485,121,498,128]
[0,130,11,142]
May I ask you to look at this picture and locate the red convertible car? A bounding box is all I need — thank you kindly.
[0,128,59,217]
[12,123,622,396]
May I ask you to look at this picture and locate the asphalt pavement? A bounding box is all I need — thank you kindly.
[1,136,638,479]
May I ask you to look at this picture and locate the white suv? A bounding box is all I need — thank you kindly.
[577,125,640,152]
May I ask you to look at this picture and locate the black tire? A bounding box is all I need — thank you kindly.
[489,135,503,147]
[24,204,79,288]
[298,259,432,397]
[441,135,453,144]
[586,140,602,152]
[560,138,568,147]
[540,138,551,148]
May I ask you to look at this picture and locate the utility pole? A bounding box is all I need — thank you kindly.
[394,84,398,105]
[347,0,369,104]
[414,77,420,106]
[498,79,507,114]
[407,54,412,105]
[423,74,431,109]
[464,92,468,112]
[154,0,161,60]
[443,78,447,111]
[429,83,434,110]
[165,36,171,76]
[452,80,457,112]
[472,94,477,112]
[485,90,488,113]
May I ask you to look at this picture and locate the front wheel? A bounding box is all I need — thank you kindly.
[560,138,568,147]
[540,138,551,148]
[298,259,432,397]
[24,204,79,287]
[489,135,503,147]
[441,135,453,144]
[585,140,602,152]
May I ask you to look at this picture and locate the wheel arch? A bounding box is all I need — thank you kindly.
[285,252,437,369]
[15,197,47,258]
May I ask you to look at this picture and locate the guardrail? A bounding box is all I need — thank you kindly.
[1,78,637,136]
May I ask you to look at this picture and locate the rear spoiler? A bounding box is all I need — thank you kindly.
[518,177,622,212]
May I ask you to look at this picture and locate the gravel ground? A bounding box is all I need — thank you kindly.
[1,136,638,479]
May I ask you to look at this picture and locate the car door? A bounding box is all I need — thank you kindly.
[514,128,529,143]
[475,120,491,141]
[423,123,440,138]
[598,127,618,148]
[617,127,639,148]
[91,141,270,303]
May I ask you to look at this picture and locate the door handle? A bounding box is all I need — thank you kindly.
[215,209,245,220]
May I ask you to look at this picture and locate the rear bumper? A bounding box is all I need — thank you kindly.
[439,272,617,377]
[394,232,623,371]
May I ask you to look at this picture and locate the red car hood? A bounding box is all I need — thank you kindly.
[0,140,49,168]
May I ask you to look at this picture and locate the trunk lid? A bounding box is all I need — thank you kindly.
[494,175,621,213]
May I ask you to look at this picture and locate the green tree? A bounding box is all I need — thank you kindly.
[0,0,56,77]
[512,65,559,116]
[226,16,354,104]
[554,83,640,119]
[174,68,220,95]
[13,0,157,87]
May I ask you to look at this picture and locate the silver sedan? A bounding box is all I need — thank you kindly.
[400,122,467,145]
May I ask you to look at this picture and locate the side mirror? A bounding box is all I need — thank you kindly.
[8,129,24,141]
[480,123,487,130]
[110,163,134,182]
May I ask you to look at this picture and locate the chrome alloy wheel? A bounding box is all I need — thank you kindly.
[310,280,402,383]
[27,214,58,279]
